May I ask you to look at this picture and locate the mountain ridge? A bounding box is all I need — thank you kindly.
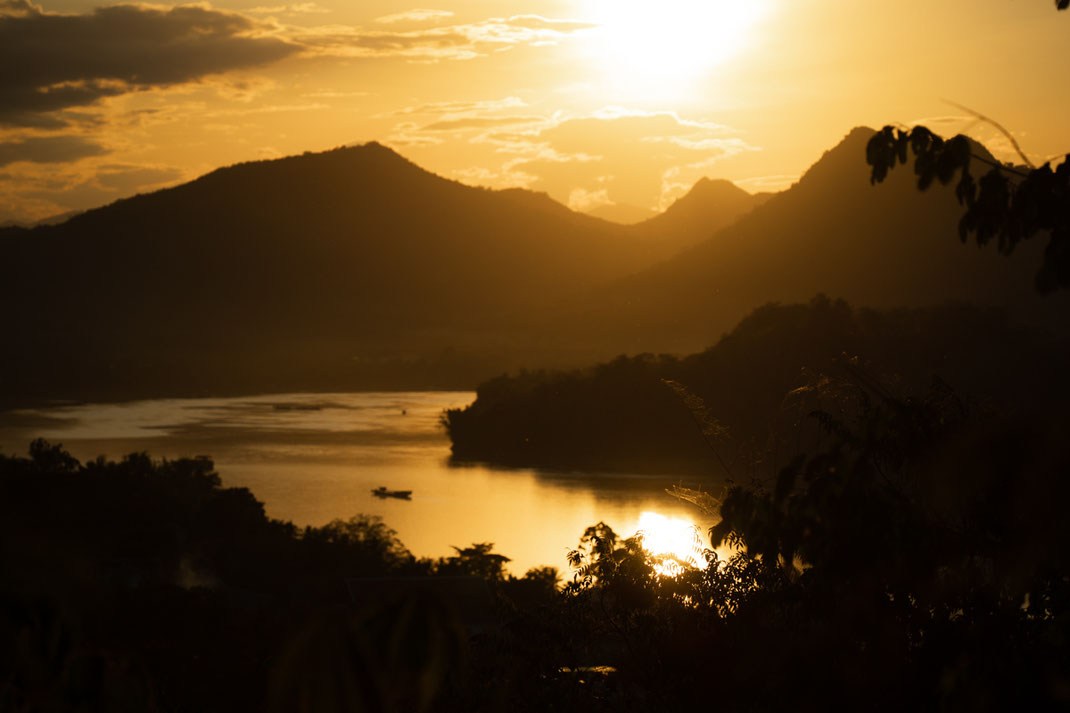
[630,175,771,253]
[1,140,761,405]
[4,126,1061,406]
[544,126,1065,354]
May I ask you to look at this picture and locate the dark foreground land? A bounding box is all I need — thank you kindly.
[4,124,1070,711]
[5,364,1070,713]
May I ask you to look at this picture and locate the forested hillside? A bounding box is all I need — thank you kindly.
[446,296,1070,475]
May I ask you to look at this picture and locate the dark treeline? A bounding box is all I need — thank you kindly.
[5,387,1070,712]
[444,295,1070,476]
[0,442,559,712]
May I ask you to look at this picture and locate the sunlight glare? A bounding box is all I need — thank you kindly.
[636,511,707,576]
[582,0,769,99]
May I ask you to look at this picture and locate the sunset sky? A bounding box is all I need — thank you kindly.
[1,0,1066,223]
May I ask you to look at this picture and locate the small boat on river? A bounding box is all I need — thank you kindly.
[372,486,412,499]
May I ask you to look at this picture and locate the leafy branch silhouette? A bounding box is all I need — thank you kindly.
[866,122,1069,293]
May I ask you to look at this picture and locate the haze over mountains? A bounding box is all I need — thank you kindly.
[2,127,1061,405]
[628,177,772,252]
[585,203,657,225]
[552,127,1066,354]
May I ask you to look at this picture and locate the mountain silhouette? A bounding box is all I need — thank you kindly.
[3,128,1062,405]
[2,141,779,404]
[552,127,1067,354]
[632,177,771,254]
[3,143,762,404]
[584,177,768,260]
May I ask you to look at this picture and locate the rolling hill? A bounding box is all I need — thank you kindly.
[0,142,760,405]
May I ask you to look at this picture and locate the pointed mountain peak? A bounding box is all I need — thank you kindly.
[820,126,879,161]
[796,125,1004,192]
[657,177,752,222]
[348,140,408,161]
[677,177,750,204]
[844,125,879,143]
[792,126,880,188]
[631,175,766,254]
[181,139,436,195]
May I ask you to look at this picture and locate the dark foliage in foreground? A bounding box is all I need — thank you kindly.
[0,444,557,712]
[521,376,1070,711]
[5,372,1070,712]
[867,125,1070,293]
[444,296,1070,475]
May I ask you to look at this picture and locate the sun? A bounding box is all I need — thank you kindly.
[581,0,769,99]
[636,511,708,576]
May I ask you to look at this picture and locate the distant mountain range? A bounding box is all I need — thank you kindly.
[0,142,762,404]
[550,127,1066,354]
[629,177,772,254]
[2,128,1063,406]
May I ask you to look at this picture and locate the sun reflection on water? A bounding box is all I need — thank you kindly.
[635,511,708,576]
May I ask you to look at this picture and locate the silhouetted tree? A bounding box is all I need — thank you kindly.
[867,124,1069,292]
[436,542,511,581]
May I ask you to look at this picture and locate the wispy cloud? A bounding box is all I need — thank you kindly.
[421,115,544,132]
[292,15,596,61]
[392,97,526,116]
[374,8,454,25]
[459,109,757,210]
[248,3,329,16]
[567,186,611,212]
[0,157,186,223]
[735,174,798,192]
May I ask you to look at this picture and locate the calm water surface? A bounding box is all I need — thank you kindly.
[0,392,718,575]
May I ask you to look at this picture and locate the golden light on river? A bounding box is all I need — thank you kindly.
[636,511,708,576]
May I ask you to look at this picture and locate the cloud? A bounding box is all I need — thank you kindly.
[387,101,755,210]
[494,111,757,210]
[94,163,185,192]
[248,3,328,15]
[294,14,595,60]
[0,2,299,126]
[302,90,370,99]
[388,98,549,144]
[496,14,595,33]
[736,174,799,192]
[392,97,526,116]
[0,4,592,128]
[567,186,611,212]
[0,135,109,166]
[0,158,187,223]
[374,9,454,25]
[387,121,446,147]
[420,115,544,132]
[0,0,37,17]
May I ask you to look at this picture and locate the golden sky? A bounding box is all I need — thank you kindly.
[1,0,1066,223]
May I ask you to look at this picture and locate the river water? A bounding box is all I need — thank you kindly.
[0,391,718,576]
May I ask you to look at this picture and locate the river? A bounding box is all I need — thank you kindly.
[0,391,718,576]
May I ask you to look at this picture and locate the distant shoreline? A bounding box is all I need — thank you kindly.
[0,384,480,415]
